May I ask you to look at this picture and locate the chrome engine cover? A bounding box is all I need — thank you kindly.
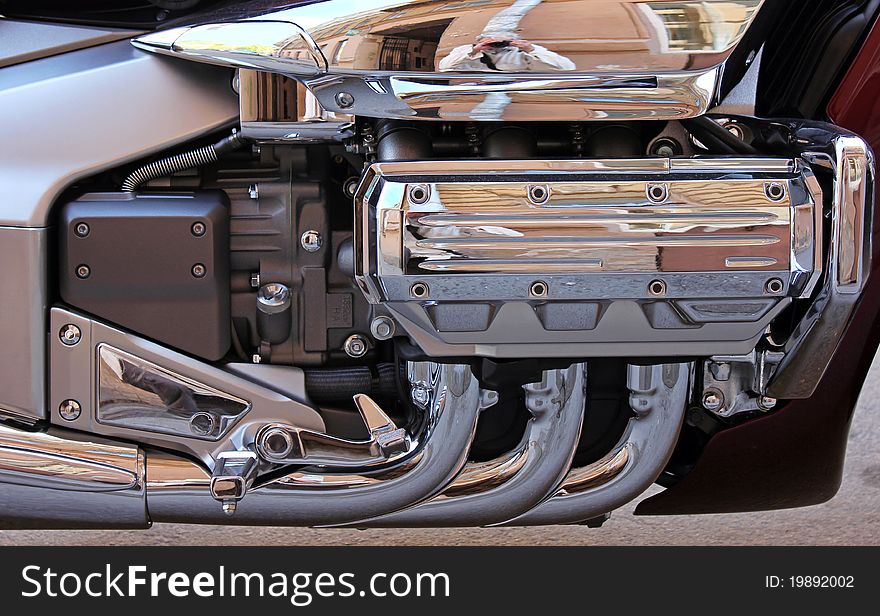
[355,158,822,358]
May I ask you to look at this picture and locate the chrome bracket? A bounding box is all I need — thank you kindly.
[210,450,258,515]
[254,394,409,466]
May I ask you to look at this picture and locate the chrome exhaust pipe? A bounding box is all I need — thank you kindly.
[503,363,691,526]
[353,363,586,527]
[0,362,483,528]
[145,362,484,526]
[0,423,147,529]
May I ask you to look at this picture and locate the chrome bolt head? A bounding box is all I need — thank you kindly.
[764,181,786,202]
[58,399,82,421]
[335,91,355,108]
[370,316,395,340]
[191,221,206,237]
[343,177,359,198]
[300,230,323,253]
[248,184,259,199]
[646,183,669,203]
[75,264,91,279]
[189,412,216,436]
[702,389,724,412]
[411,384,430,409]
[192,263,207,278]
[59,324,82,346]
[343,334,368,358]
[758,395,777,410]
[74,222,90,237]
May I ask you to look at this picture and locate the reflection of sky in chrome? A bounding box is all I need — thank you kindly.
[269,0,407,30]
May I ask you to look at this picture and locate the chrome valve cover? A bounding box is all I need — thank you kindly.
[355,158,822,358]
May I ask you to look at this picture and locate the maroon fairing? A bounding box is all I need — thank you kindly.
[637,26,880,514]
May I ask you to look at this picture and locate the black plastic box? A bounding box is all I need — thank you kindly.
[59,191,230,360]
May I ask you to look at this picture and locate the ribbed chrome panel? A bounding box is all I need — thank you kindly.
[358,158,818,297]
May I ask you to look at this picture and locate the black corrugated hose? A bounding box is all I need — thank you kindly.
[121,130,245,191]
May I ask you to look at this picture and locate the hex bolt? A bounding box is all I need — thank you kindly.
[343,177,359,198]
[723,121,745,140]
[411,384,430,409]
[759,396,777,410]
[75,264,91,279]
[260,428,295,460]
[648,279,667,297]
[765,277,784,294]
[74,222,90,238]
[300,230,323,253]
[371,316,395,340]
[59,324,82,346]
[529,280,548,298]
[702,389,724,412]
[646,183,669,203]
[650,137,681,158]
[335,91,355,109]
[764,181,786,202]
[527,184,551,205]
[410,281,429,299]
[344,334,369,358]
[58,399,82,421]
[189,412,216,437]
[408,184,430,205]
[334,92,354,109]
[192,263,207,278]
[191,221,206,237]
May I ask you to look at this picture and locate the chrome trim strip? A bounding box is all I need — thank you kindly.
[768,132,875,398]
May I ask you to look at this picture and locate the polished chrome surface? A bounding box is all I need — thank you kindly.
[255,393,408,466]
[134,21,325,76]
[210,450,258,515]
[133,0,766,121]
[97,345,251,441]
[768,131,875,398]
[507,362,690,525]
[238,69,353,143]
[352,157,820,358]
[358,157,816,295]
[146,362,484,526]
[51,308,326,467]
[0,423,147,529]
[358,363,586,527]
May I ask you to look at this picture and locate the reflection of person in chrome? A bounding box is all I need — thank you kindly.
[438,31,575,72]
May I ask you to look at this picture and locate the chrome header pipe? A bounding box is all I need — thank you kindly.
[145,362,485,526]
[354,363,586,527]
[504,363,691,526]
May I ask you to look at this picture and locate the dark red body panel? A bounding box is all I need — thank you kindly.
[636,29,880,515]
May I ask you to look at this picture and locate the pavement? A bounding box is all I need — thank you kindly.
[3,355,879,546]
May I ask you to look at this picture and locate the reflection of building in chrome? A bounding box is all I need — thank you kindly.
[277,0,762,73]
